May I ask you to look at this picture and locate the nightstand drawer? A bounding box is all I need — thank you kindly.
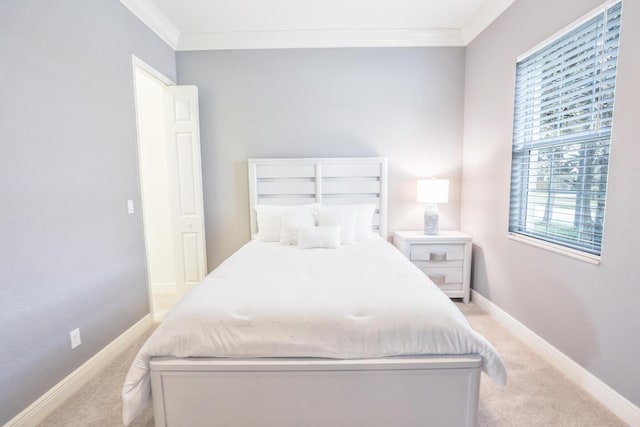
[418,266,463,290]
[410,244,464,262]
[393,231,472,303]
[413,259,463,269]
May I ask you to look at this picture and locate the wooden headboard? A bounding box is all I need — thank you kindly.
[248,157,388,238]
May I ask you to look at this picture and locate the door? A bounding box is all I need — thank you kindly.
[164,85,207,289]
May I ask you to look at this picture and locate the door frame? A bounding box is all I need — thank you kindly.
[131,55,176,319]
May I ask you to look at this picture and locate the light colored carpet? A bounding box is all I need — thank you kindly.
[39,302,624,426]
[458,303,624,427]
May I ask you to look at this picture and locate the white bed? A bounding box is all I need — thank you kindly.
[122,157,506,426]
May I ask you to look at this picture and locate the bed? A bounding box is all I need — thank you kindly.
[122,157,506,427]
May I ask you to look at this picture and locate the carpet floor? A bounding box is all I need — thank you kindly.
[39,302,624,426]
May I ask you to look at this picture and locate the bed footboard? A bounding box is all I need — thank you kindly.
[149,355,481,427]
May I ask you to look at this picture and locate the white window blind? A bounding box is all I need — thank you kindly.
[509,1,622,256]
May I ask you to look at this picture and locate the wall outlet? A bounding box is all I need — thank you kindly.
[127,199,135,214]
[70,328,81,349]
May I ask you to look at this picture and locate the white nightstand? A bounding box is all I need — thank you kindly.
[393,230,472,303]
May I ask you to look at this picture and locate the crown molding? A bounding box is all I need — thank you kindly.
[121,0,515,51]
[120,0,180,49]
[176,28,464,51]
[461,0,516,44]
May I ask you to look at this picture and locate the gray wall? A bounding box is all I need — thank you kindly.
[0,1,175,423]
[176,48,465,268]
[461,0,640,407]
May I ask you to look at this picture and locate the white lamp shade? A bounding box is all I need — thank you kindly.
[417,179,449,204]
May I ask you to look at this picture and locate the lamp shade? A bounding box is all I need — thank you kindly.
[417,179,449,204]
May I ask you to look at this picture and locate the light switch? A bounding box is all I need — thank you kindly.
[70,328,81,349]
[127,200,135,214]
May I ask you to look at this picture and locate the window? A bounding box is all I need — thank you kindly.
[509,1,622,256]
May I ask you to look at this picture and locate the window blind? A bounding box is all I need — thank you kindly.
[509,1,622,256]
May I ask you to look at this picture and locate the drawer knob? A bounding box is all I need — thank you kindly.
[429,252,447,261]
[428,274,446,285]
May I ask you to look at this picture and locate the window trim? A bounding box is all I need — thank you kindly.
[508,0,621,258]
[507,233,601,265]
[516,0,621,62]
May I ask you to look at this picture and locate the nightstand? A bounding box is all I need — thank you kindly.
[393,230,472,303]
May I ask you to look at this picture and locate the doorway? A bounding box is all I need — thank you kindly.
[131,56,207,321]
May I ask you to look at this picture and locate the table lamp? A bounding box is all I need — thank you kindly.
[417,178,449,235]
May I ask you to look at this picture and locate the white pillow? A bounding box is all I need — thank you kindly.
[297,226,341,249]
[254,204,314,242]
[315,204,377,243]
[353,204,376,241]
[280,209,316,245]
[315,205,357,245]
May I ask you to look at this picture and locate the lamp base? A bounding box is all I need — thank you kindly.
[424,204,439,235]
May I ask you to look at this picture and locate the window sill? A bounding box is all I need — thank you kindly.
[507,233,601,265]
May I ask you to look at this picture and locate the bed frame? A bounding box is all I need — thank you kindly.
[247,157,389,238]
[149,157,483,427]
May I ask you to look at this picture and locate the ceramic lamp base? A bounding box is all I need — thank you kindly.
[424,204,439,235]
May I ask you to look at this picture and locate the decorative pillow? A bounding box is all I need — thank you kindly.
[297,226,341,249]
[279,209,316,245]
[315,205,358,245]
[254,204,314,242]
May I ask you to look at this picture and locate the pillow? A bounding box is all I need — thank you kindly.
[315,204,377,243]
[279,209,316,245]
[254,204,314,242]
[315,205,358,245]
[297,226,341,249]
[353,204,376,241]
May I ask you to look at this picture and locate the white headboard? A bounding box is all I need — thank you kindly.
[248,157,388,238]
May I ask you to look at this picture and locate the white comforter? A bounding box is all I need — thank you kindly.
[122,237,506,425]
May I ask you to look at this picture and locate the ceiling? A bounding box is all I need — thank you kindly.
[120,0,515,51]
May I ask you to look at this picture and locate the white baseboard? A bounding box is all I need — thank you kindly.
[471,290,640,426]
[4,314,153,427]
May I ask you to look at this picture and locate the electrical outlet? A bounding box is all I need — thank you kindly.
[127,200,135,214]
[70,328,81,349]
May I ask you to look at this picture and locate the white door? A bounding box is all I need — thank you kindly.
[164,85,207,289]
